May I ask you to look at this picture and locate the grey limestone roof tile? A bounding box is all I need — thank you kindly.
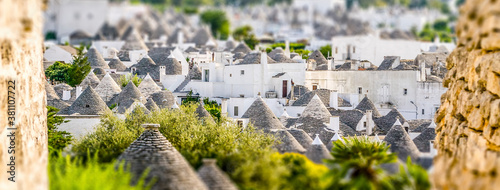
[355,96,382,117]
[270,53,295,63]
[197,159,237,190]
[86,47,110,69]
[271,129,306,154]
[108,58,127,72]
[138,74,162,99]
[120,25,148,51]
[145,98,160,111]
[80,71,100,89]
[412,127,436,152]
[237,52,276,65]
[373,108,407,134]
[60,86,110,115]
[195,101,215,124]
[287,128,313,150]
[117,124,208,190]
[383,121,420,161]
[150,90,176,109]
[232,43,251,54]
[241,97,285,132]
[305,135,333,164]
[287,85,310,99]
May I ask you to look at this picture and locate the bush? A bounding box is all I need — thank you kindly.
[120,73,143,87]
[49,152,152,190]
[200,10,230,40]
[47,106,71,153]
[45,61,71,83]
[66,47,91,87]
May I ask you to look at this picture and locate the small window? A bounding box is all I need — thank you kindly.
[234,106,239,116]
[240,70,245,75]
[204,70,209,82]
[353,46,356,53]
[335,47,338,54]
[312,84,318,90]
[363,122,367,127]
[403,88,408,95]
[422,109,425,115]
[85,105,90,108]
[358,87,362,94]
[230,74,232,77]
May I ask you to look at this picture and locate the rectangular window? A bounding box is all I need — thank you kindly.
[312,84,318,90]
[234,106,239,116]
[358,87,362,94]
[240,70,245,75]
[422,109,425,115]
[403,88,408,95]
[353,47,356,53]
[335,47,338,54]
[363,122,367,127]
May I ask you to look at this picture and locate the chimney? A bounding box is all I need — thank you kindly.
[221,98,228,116]
[62,90,71,100]
[261,51,268,96]
[366,110,373,135]
[329,116,340,131]
[329,90,338,109]
[285,40,291,58]
[420,60,427,81]
[76,86,83,98]
[177,31,184,47]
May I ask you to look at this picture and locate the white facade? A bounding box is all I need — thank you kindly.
[44,45,74,63]
[304,70,446,120]
[331,34,422,66]
[293,0,345,14]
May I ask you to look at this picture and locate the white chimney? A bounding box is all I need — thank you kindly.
[420,60,427,81]
[285,40,291,58]
[62,90,71,101]
[76,86,83,98]
[366,110,373,135]
[329,91,338,109]
[177,31,184,47]
[221,98,228,116]
[329,116,340,131]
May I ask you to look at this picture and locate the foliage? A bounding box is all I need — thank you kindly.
[66,46,91,87]
[200,10,230,40]
[47,106,71,153]
[120,73,143,87]
[418,21,453,42]
[276,153,330,190]
[181,90,199,104]
[268,0,292,5]
[45,31,57,40]
[319,45,332,58]
[271,42,306,50]
[294,49,311,59]
[183,6,198,15]
[233,25,253,41]
[243,34,260,50]
[49,152,152,190]
[109,103,117,110]
[45,61,71,83]
[182,91,222,122]
[324,137,430,190]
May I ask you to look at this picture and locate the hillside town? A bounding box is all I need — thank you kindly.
[5,0,487,189]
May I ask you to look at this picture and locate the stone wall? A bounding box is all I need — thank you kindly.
[433,0,500,189]
[0,0,47,189]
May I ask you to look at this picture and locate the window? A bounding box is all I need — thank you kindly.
[204,69,209,82]
[230,74,232,77]
[363,122,367,127]
[403,88,408,95]
[240,70,245,75]
[335,47,338,54]
[358,87,362,94]
[312,84,318,90]
[422,109,425,115]
[234,106,239,116]
[85,105,90,108]
[353,46,356,53]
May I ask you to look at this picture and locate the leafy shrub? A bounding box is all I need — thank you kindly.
[120,73,143,87]
[200,10,230,40]
[49,152,152,190]
[45,61,71,83]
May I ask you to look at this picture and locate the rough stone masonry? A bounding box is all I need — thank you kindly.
[433,0,500,189]
[0,0,47,189]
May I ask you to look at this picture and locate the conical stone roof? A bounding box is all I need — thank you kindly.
[197,159,237,190]
[383,120,420,161]
[145,98,160,111]
[113,81,144,106]
[271,129,306,154]
[80,71,100,89]
[355,96,382,117]
[308,50,328,65]
[150,90,175,108]
[232,43,251,54]
[374,108,406,134]
[195,101,215,124]
[120,25,148,51]
[138,74,162,99]
[117,124,208,190]
[108,58,127,71]
[306,134,333,164]
[412,127,436,152]
[241,97,285,132]
[296,95,331,137]
[62,86,110,115]
[188,64,202,80]
[94,73,122,103]
[86,47,110,69]
[288,128,314,150]
[190,27,212,47]
[45,81,70,110]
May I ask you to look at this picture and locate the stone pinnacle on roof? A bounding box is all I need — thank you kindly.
[306,134,333,164]
[138,73,161,99]
[171,101,180,109]
[94,73,122,103]
[375,134,382,142]
[241,97,285,132]
[80,71,100,89]
[271,129,306,154]
[86,47,110,69]
[197,159,237,190]
[280,109,290,118]
[394,118,402,126]
[62,86,110,115]
[383,120,420,161]
[117,124,208,190]
[355,96,382,117]
[145,98,160,111]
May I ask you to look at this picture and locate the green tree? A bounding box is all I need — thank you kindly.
[233,25,253,41]
[47,106,71,153]
[319,45,332,58]
[200,10,230,40]
[45,61,71,83]
[276,153,330,189]
[66,47,91,87]
[120,73,143,87]
[243,34,260,50]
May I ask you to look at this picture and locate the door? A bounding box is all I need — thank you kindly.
[282,80,288,98]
